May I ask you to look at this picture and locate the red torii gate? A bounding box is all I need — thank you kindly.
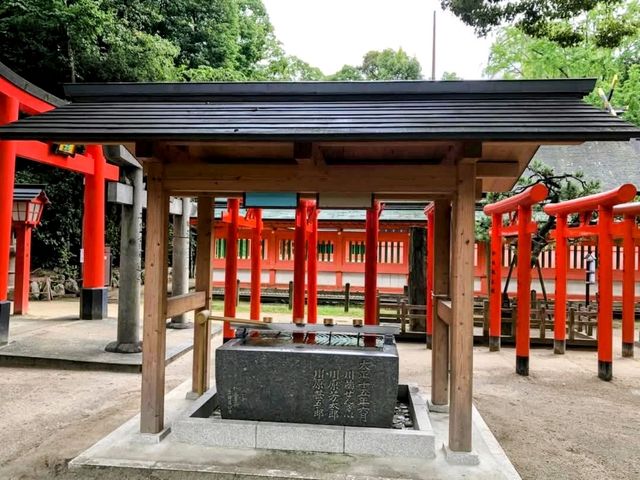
[612,201,640,358]
[220,199,263,340]
[483,184,549,376]
[544,184,637,381]
[0,63,119,325]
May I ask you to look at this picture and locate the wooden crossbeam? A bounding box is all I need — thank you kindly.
[436,299,452,325]
[162,163,458,194]
[165,291,207,318]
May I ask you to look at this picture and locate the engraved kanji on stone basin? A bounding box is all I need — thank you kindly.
[215,333,399,428]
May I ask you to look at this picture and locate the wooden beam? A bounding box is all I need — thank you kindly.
[162,163,458,194]
[140,162,169,434]
[165,291,207,318]
[192,196,214,396]
[431,199,451,407]
[476,161,519,178]
[436,299,452,325]
[294,142,325,166]
[449,159,476,452]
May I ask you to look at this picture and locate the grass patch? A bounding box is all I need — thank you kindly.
[210,299,364,318]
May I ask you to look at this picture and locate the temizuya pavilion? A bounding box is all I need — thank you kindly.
[0,79,637,455]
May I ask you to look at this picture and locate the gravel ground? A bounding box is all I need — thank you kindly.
[0,301,638,480]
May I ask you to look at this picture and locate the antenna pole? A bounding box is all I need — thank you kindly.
[431,10,437,81]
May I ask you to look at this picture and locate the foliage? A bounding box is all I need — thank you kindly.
[484,1,640,126]
[327,48,422,81]
[441,0,632,48]
[360,48,422,80]
[441,71,462,80]
[0,0,298,94]
[14,160,85,278]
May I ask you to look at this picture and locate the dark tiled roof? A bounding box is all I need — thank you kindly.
[13,184,48,202]
[0,79,637,142]
[532,140,640,190]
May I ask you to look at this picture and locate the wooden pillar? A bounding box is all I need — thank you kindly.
[293,200,307,326]
[223,198,239,341]
[431,200,451,407]
[449,159,476,453]
[192,196,213,395]
[250,209,262,321]
[554,214,568,354]
[12,225,32,315]
[140,163,169,434]
[515,205,532,376]
[622,214,635,358]
[408,227,427,328]
[307,205,318,325]
[488,213,502,351]
[426,208,435,348]
[597,206,614,381]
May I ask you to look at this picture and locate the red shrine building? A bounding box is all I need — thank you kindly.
[212,205,424,293]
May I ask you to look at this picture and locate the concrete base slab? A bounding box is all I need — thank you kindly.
[134,428,172,444]
[0,315,220,372]
[443,444,480,466]
[172,384,435,458]
[428,399,450,413]
[70,379,522,480]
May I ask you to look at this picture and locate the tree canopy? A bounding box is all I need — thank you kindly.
[328,48,422,81]
[484,1,640,126]
[441,0,634,48]
[0,0,322,94]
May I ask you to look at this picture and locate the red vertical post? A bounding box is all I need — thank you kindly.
[82,146,106,287]
[554,214,568,354]
[489,213,502,351]
[293,200,307,322]
[13,225,32,315]
[0,94,19,313]
[426,208,435,349]
[365,202,381,347]
[598,206,614,380]
[307,204,318,325]
[622,214,635,358]
[250,209,262,321]
[223,198,239,341]
[515,205,532,376]
[80,145,107,319]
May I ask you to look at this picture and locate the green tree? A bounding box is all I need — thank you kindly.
[484,2,640,125]
[327,48,422,81]
[441,0,631,47]
[14,160,85,277]
[441,71,461,80]
[360,48,422,80]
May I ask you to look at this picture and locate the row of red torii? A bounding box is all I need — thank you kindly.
[218,185,638,382]
[426,183,639,382]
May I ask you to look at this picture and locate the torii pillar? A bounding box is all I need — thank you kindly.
[0,93,18,342]
[80,145,108,320]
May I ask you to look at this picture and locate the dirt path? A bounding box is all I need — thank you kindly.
[0,303,638,479]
